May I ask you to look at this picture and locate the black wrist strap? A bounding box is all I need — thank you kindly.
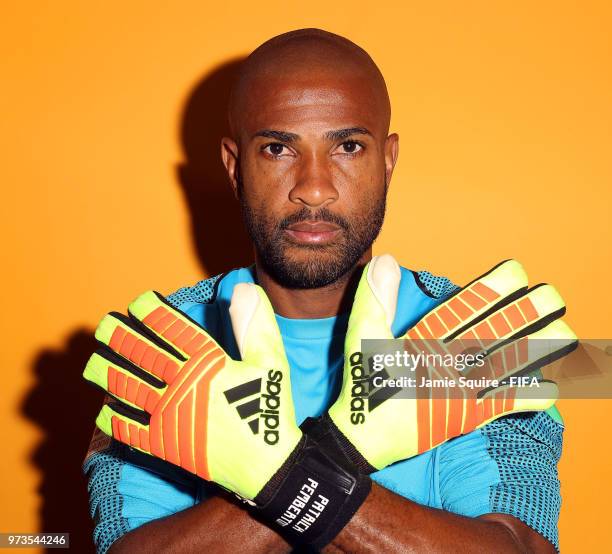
[300,413,377,475]
[251,435,371,551]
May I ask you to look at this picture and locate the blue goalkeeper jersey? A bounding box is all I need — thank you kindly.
[83,264,564,553]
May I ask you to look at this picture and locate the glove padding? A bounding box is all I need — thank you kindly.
[83,284,370,549]
[303,255,578,474]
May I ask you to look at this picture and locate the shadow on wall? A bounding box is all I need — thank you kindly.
[177,57,252,276]
[21,330,101,554]
[22,59,251,553]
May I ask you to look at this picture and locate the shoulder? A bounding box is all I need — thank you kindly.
[165,266,256,307]
[410,268,460,299]
[165,273,224,308]
[162,267,256,353]
[164,265,256,321]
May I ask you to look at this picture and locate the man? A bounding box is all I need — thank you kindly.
[83,29,564,553]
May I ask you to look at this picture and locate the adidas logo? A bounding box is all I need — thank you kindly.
[223,370,283,445]
[349,352,402,425]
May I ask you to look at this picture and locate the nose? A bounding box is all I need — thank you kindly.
[288,152,339,208]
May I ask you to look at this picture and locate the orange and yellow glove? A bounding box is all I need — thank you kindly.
[83,284,371,549]
[303,255,577,473]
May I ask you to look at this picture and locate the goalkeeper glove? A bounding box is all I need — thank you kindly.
[303,255,577,473]
[83,283,370,549]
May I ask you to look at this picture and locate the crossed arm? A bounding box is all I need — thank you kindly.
[108,481,555,554]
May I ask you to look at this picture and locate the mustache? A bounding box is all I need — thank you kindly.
[278,207,351,232]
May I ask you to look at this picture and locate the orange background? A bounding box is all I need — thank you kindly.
[1,2,610,552]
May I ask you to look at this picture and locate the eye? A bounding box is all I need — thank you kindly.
[337,141,364,155]
[262,143,290,157]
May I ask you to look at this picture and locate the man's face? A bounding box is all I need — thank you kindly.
[228,68,397,289]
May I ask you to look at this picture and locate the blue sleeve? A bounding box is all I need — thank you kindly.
[81,274,232,553]
[82,425,210,554]
[439,411,563,551]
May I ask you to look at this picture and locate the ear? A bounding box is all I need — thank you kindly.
[221,137,240,199]
[384,133,399,191]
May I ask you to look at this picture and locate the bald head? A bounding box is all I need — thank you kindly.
[220,29,399,292]
[228,28,391,139]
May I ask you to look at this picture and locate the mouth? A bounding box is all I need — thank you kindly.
[284,221,342,245]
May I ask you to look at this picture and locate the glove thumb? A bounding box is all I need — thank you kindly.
[345,254,399,355]
[229,283,289,370]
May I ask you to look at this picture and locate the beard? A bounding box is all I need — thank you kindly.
[237,174,387,289]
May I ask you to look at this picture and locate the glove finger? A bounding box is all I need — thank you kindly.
[475,380,558,426]
[95,310,185,385]
[418,390,468,454]
[415,360,468,452]
[451,284,567,353]
[407,259,528,343]
[466,319,578,381]
[326,256,400,468]
[194,284,303,498]
[128,290,217,360]
[345,254,399,356]
[229,283,289,370]
[84,349,165,414]
[96,401,152,453]
[421,381,557,453]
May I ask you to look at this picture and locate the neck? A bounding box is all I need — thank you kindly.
[254,251,372,319]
